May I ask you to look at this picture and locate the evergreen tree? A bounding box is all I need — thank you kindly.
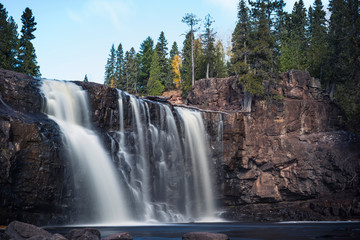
[202,14,216,79]
[84,74,89,82]
[124,47,139,93]
[181,32,193,93]
[155,31,170,88]
[214,40,227,78]
[104,44,116,87]
[182,13,200,86]
[307,0,327,80]
[170,41,179,59]
[139,37,154,93]
[193,38,204,80]
[231,0,251,75]
[280,0,307,71]
[115,43,125,89]
[147,51,164,96]
[0,4,19,71]
[18,7,40,76]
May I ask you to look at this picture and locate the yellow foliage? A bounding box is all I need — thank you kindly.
[171,55,182,88]
[110,78,115,88]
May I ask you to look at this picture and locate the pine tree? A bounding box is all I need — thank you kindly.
[155,31,170,88]
[104,44,116,86]
[181,32,193,93]
[147,51,164,96]
[18,7,40,76]
[202,14,216,79]
[307,0,327,80]
[84,74,89,82]
[139,37,154,93]
[124,47,139,93]
[214,40,227,78]
[115,43,125,89]
[182,13,200,86]
[170,42,179,59]
[280,0,307,71]
[0,4,18,71]
[231,0,251,75]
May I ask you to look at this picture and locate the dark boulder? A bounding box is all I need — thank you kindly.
[102,232,132,240]
[65,228,100,240]
[4,221,52,240]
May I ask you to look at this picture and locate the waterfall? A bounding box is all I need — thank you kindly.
[40,80,220,224]
[40,80,130,225]
[109,91,219,222]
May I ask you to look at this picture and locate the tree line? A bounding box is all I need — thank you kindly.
[0,4,40,77]
[105,0,359,133]
[104,14,227,96]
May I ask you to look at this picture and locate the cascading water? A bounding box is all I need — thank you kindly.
[41,80,221,224]
[109,90,220,223]
[41,80,130,225]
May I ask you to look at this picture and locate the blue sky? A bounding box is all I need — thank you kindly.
[3,0,329,84]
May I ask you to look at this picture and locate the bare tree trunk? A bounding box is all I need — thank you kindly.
[191,27,195,86]
[206,63,209,79]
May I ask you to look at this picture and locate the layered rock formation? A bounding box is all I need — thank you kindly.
[187,70,360,221]
[0,69,359,225]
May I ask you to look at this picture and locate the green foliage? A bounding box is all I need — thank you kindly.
[147,51,164,96]
[239,70,264,95]
[84,74,88,82]
[201,14,216,78]
[0,4,19,71]
[181,32,193,93]
[170,42,179,59]
[115,43,125,89]
[155,31,171,89]
[18,7,40,77]
[124,47,139,94]
[104,44,116,86]
[139,37,154,93]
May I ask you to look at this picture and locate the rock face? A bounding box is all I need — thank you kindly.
[0,70,73,225]
[187,70,360,221]
[1,68,359,224]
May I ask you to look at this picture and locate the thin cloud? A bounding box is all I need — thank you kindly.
[67,0,134,30]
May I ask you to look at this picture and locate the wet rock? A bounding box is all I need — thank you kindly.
[65,228,100,240]
[102,232,132,240]
[50,234,68,240]
[4,221,52,239]
[182,232,229,240]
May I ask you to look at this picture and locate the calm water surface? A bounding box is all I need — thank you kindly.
[45,222,360,240]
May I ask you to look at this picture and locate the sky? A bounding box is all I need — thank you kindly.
[3,0,329,84]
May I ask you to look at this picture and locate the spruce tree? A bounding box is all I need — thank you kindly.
[202,14,216,79]
[84,74,89,82]
[115,43,125,89]
[0,4,18,71]
[139,37,154,93]
[155,31,170,88]
[104,44,116,87]
[181,32,193,93]
[307,0,327,80]
[280,0,307,71]
[18,7,40,76]
[147,51,164,96]
[124,47,139,93]
[231,0,251,75]
[214,40,227,78]
[170,42,179,59]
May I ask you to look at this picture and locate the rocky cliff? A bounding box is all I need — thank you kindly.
[188,70,360,221]
[0,69,359,225]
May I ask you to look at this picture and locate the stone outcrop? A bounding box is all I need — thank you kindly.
[186,70,360,221]
[1,68,359,224]
[182,232,229,240]
[0,70,74,225]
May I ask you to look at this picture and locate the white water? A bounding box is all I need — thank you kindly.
[41,80,130,224]
[176,108,216,221]
[111,91,219,222]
